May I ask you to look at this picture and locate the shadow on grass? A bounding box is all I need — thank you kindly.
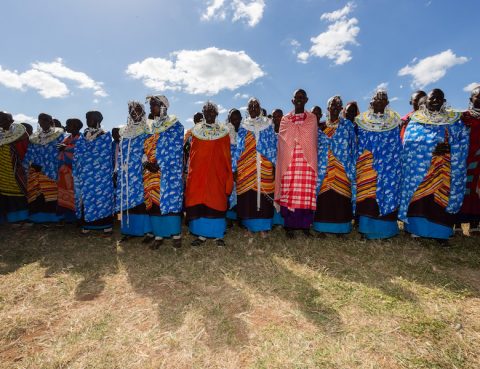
[117,228,343,349]
[0,223,118,301]
[117,236,251,351]
[1,222,478,350]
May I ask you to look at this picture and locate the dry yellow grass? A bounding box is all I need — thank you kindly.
[0,222,479,368]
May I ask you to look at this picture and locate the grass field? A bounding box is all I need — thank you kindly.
[0,222,479,369]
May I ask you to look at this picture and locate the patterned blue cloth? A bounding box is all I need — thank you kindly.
[357,126,402,216]
[155,121,184,214]
[116,133,148,212]
[74,133,114,222]
[232,125,277,171]
[316,118,357,207]
[24,134,65,180]
[399,119,469,222]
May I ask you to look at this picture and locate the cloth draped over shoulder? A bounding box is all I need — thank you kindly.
[274,111,318,206]
[154,120,184,214]
[0,124,28,196]
[399,111,469,222]
[185,123,233,212]
[460,111,480,215]
[232,118,277,172]
[73,133,114,222]
[316,118,357,204]
[355,112,402,216]
[24,132,65,181]
[116,132,149,212]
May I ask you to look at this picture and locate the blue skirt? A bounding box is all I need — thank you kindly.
[150,215,181,238]
[5,209,29,223]
[121,213,152,236]
[189,217,226,239]
[358,216,398,240]
[226,209,238,220]
[313,221,352,234]
[29,212,63,223]
[405,217,453,240]
[272,210,284,226]
[242,218,273,232]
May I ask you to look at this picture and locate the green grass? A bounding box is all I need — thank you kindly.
[0,222,479,368]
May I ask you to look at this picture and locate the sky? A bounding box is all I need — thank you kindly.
[0,0,479,131]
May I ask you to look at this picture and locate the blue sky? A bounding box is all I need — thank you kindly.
[0,0,478,131]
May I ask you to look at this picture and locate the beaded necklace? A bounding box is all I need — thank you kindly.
[0,123,26,146]
[355,108,401,132]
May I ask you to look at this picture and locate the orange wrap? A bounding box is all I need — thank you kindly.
[185,134,233,212]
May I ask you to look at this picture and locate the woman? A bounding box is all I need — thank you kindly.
[400,88,469,241]
[355,90,402,239]
[233,98,277,235]
[184,101,233,246]
[24,113,65,223]
[274,89,318,239]
[314,96,356,235]
[143,95,184,249]
[74,111,114,235]
[0,112,29,224]
[57,118,82,223]
[116,102,151,241]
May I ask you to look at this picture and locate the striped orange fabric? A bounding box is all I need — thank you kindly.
[237,131,275,195]
[319,149,351,198]
[323,126,336,138]
[356,150,377,203]
[143,134,161,210]
[411,153,451,208]
[27,167,57,203]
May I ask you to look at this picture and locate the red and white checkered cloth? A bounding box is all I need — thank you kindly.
[279,143,317,210]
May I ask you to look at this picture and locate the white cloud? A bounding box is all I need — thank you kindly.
[218,104,228,114]
[286,38,302,56]
[320,2,355,21]
[0,59,107,99]
[290,39,301,48]
[234,92,249,99]
[463,82,480,92]
[0,66,23,89]
[202,0,265,27]
[390,97,399,102]
[32,58,107,97]
[202,0,227,21]
[13,113,36,124]
[298,2,359,65]
[232,0,265,27]
[0,66,69,98]
[126,47,265,95]
[398,49,469,89]
[297,51,310,64]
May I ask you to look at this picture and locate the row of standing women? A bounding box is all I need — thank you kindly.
[0,86,479,247]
